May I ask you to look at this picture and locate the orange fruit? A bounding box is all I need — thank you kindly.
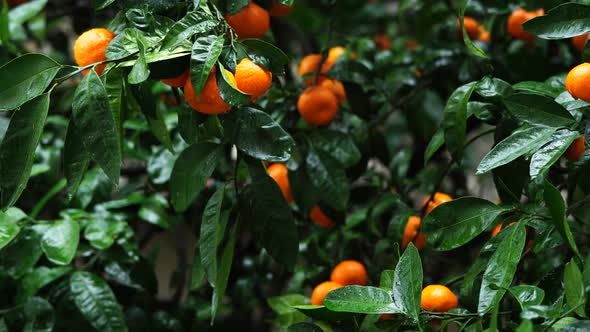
[573,33,589,51]
[566,63,590,103]
[311,281,343,305]
[310,205,336,228]
[566,137,585,161]
[73,28,116,76]
[184,68,236,114]
[421,285,459,312]
[225,2,270,39]
[506,8,543,41]
[458,16,481,40]
[324,46,345,69]
[422,192,452,216]
[478,26,491,41]
[402,216,426,249]
[267,163,293,203]
[235,58,272,100]
[330,260,368,286]
[319,79,346,104]
[298,54,327,86]
[297,86,339,126]
[269,1,292,16]
[161,70,189,88]
[374,34,392,50]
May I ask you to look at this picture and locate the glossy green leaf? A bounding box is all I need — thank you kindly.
[509,285,545,309]
[308,130,361,168]
[512,81,561,98]
[0,227,42,278]
[424,127,444,164]
[16,266,72,303]
[240,160,298,267]
[457,7,488,59]
[160,11,217,51]
[0,208,21,250]
[84,218,126,250]
[0,93,49,208]
[70,272,126,332]
[0,54,60,110]
[191,245,206,290]
[477,127,556,174]
[216,62,250,106]
[504,93,575,128]
[190,35,224,97]
[211,222,237,323]
[224,107,294,162]
[23,296,54,332]
[544,180,582,260]
[476,77,512,99]
[442,81,477,161]
[478,222,526,314]
[393,243,422,322]
[170,143,222,212]
[200,185,226,287]
[324,286,400,314]
[523,3,590,39]
[239,39,290,74]
[422,197,509,251]
[41,219,80,265]
[128,37,150,84]
[564,259,587,317]
[227,0,249,15]
[63,122,90,200]
[306,147,349,211]
[72,70,121,186]
[292,305,352,322]
[561,321,590,331]
[267,294,307,328]
[530,129,579,178]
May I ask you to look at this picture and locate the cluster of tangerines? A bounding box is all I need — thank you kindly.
[310,260,459,318]
[297,47,349,126]
[72,2,297,115]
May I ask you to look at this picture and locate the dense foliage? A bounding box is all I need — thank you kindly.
[1,0,590,331]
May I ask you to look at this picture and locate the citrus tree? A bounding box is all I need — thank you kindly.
[1,0,590,331]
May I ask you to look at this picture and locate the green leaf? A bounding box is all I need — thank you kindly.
[211,222,237,323]
[477,127,556,174]
[191,245,206,290]
[177,104,206,145]
[239,39,290,74]
[457,6,488,59]
[422,197,509,251]
[223,107,294,162]
[308,130,361,168]
[564,259,587,317]
[23,296,54,332]
[292,305,352,322]
[306,147,350,211]
[478,222,526,314]
[561,321,590,331]
[160,11,217,51]
[104,68,125,153]
[240,160,298,267]
[227,0,249,15]
[9,0,47,25]
[523,3,590,39]
[0,209,21,249]
[476,77,512,100]
[0,93,49,208]
[190,35,224,97]
[216,62,250,106]
[424,128,444,164]
[442,82,477,161]
[544,180,582,260]
[324,286,400,314]
[530,129,579,178]
[16,266,72,303]
[509,285,545,309]
[72,70,121,186]
[504,93,575,128]
[200,185,226,287]
[0,54,60,110]
[0,227,42,278]
[41,219,80,265]
[267,294,307,328]
[131,85,173,151]
[70,272,126,332]
[379,270,395,290]
[128,37,150,84]
[393,243,422,322]
[513,81,562,98]
[84,218,126,250]
[63,122,90,200]
[170,143,222,212]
